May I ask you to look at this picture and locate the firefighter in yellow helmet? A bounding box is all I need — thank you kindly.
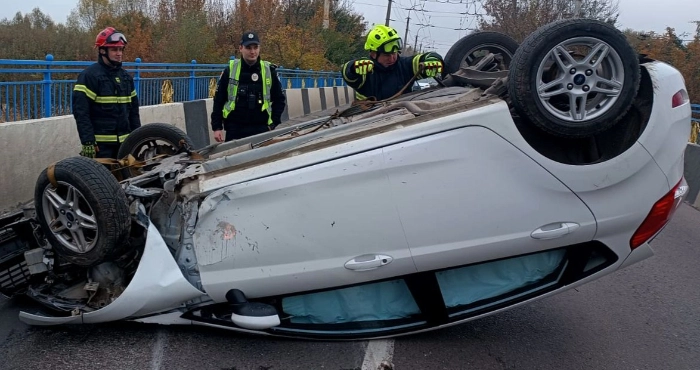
[342,25,444,101]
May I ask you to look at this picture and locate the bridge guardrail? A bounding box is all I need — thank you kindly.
[691,104,700,144]
[0,55,344,123]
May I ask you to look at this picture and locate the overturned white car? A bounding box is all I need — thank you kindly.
[0,19,691,339]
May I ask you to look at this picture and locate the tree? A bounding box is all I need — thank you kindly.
[477,0,619,42]
[0,0,368,70]
[626,27,700,103]
[68,0,112,31]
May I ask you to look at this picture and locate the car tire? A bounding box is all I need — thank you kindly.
[117,123,194,161]
[35,156,131,266]
[508,19,641,138]
[443,31,519,74]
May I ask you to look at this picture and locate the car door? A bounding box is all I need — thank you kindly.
[381,125,597,272]
[192,147,417,302]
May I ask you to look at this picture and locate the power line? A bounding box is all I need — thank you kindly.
[355,1,475,15]
[416,23,474,31]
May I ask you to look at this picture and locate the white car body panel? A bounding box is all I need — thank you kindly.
[637,62,692,185]
[192,103,596,301]
[20,221,204,325]
[193,148,418,301]
[380,126,596,272]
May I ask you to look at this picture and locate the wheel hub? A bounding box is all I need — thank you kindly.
[573,74,586,86]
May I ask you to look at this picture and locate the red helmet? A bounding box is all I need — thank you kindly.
[94,27,127,48]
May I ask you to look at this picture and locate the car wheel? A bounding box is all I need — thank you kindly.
[117,123,194,161]
[35,156,131,266]
[443,31,519,74]
[508,19,641,138]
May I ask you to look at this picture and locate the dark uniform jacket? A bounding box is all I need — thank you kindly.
[342,52,443,101]
[211,57,286,140]
[72,57,141,145]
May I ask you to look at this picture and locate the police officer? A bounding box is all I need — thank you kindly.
[211,31,286,142]
[342,25,444,101]
[73,27,141,159]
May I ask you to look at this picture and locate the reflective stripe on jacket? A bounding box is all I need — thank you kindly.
[72,58,141,144]
[222,59,273,124]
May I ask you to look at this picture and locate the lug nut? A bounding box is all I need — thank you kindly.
[570,68,577,74]
[586,69,593,76]
[67,222,72,228]
[583,85,590,92]
[567,83,574,90]
[60,209,66,214]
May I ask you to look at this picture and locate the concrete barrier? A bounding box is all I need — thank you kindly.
[0,86,353,212]
[684,144,700,208]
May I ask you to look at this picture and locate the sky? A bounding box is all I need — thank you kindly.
[1,0,699,57]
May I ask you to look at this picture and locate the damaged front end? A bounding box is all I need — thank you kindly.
[2,152,206,324]
[0,201,143,316]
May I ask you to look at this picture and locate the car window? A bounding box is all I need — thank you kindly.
[282,279,420,324]
[436,248,567,316]
[272,278,425,335]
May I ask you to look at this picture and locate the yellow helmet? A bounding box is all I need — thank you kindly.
[364,25,403,53]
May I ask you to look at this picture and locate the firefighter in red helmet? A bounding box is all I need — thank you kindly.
[72,27,141,159]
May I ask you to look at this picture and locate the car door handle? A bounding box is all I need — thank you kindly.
[531,222,580,240]
[344,254,393,271]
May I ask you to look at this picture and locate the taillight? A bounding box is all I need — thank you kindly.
[630,178,688,249]
[671,90,687,108]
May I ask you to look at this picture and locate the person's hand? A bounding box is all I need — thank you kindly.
[214,130,224,143]
[80,143,97,158]
[422,60,443,77]
[353,59,374,75]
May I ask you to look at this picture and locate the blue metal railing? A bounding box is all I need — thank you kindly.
[690,104,700,144]
[0,55,345,122]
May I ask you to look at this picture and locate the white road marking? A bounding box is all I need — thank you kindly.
[150,329,168,370]
[361,339,395,370]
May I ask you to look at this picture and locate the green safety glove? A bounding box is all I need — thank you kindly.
[422,60,443,77]
[353,59,374,75]
[80,143,97,158]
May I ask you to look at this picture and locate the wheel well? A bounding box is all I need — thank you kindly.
[511,63,654,165]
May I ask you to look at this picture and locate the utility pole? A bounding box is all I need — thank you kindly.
[574,0,583,18]
[323,0,330,29]
[414,34,418,55]
[385,0,392,26]
[403,11,410,44]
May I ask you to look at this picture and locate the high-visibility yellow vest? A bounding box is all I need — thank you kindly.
[222,59,273,125]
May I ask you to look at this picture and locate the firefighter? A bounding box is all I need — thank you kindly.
[211,31,286,142]
[342,25,444,101]
[72,27,141,159]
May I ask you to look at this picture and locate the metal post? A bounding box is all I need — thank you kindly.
[189,60,197,101]
[43,54,53,118]
[404,11,410,44]
[306,69,315,88]
[323,0,330,29]
[293,67,302,88]
[134,58,141,98]
[385,0,392,26]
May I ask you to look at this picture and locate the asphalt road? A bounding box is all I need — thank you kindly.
[1,204,699,370]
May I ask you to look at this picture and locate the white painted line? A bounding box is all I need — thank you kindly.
[361,339,395,370]
[150,329,168,370]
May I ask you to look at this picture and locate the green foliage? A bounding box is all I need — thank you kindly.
[0,0,368,70]
[477,0,620,42]
[624,26,700,103]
